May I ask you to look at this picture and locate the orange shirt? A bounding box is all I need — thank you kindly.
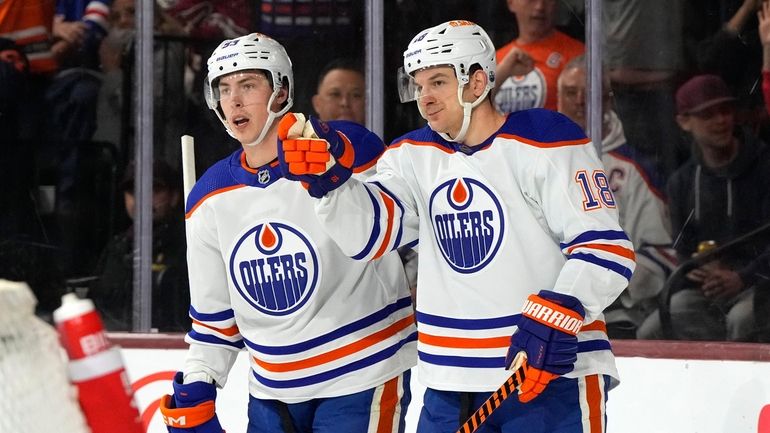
[495,30,584,112]
[0,0,57,74]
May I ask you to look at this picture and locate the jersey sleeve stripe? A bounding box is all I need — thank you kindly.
[245,296,413,355]
[580,320,607,333]
[560,230,630,248]
[497,133,591,148]
[191,319,240,337]
[252,314,414,372]
[351,186,383,260]
[189,306,235,321]
[371,181,406,251]
[566,243,636,261]
[251,332,417,388]
[185,184,246,219]
[186,330,245,349]
[372,191,396,260]
[568,252,634,281]
[418,332,510,349]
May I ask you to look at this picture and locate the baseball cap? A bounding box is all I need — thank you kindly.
[676,74,735,115]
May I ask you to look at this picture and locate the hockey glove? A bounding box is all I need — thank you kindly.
[277,113,355,198]
[159,372,224,432]
[507,290,585,403]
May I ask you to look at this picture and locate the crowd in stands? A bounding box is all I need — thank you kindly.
[1,0,769,341]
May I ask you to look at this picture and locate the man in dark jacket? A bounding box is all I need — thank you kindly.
[638,74,770,341]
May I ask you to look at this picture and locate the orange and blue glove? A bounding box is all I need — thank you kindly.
[159,372,224,432]
[277,113,355,198]
[507,290,585,403]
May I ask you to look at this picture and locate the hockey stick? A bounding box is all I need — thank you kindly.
[181,135,196,203]
[455,352,527,433]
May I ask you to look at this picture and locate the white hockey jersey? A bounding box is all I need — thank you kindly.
[601,111,677,325]
[183,121,416,403]
[316,109,636,392]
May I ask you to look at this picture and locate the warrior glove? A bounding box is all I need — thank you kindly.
[507,290,585,403]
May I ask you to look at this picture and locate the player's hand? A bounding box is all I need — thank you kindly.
[159,372,225,432]
[507,290,585,403]
[277,113,355,198]
[700,268,744,300]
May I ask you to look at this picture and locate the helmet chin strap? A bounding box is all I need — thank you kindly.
[433,84,490,143]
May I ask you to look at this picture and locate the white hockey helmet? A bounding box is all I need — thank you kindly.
[399,20,496,143]
[205,33,294,146]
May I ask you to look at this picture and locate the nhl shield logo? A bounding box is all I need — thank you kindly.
[229,221,320,315]
[429,177,505,273]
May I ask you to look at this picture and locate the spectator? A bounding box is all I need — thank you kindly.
[89,159,189,332]
[638,74,770,341]
[557,55,678,338]
[311,58,365,125]
[604,0,687,177]
[684,0,764,130]
[494,0,584,113]
[93,0,187,167]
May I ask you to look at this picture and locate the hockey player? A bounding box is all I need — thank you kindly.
[556,55,678,338]
[278,21,635,432]
[159,33,417,433]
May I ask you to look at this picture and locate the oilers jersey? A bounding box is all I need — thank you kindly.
[315,109,636,392]
[183,121,416,403]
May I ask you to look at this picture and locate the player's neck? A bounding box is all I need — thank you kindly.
[242,130,279,168]
[463,104,506,147]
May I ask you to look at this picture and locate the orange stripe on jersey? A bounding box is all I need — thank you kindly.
[497,133,590,149]
[372,191,396,260]
[418,332,509,349]
[388,139,455,154]
[566,243,636,261]
[353,154,380,173]
[192,319,240,337]
[185,184,246,219]
[585,374,603,433]
[253,315,414,373]
[580,320,607,334]
[375,376,399,433]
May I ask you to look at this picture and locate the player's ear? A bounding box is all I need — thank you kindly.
[470,69,489,98]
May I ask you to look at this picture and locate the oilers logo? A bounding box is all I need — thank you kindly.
[229,221,320,316]
[429,177,506,273]
[494,67,546,112]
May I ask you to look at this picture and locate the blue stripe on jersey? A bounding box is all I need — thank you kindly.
[371,180,405,251]
[189,306,235,321]
[568,252,633,281]
[416,311,521,330]
[252,332,417,388]
[244,296,413,355]
[418,352,505,368]
[560,230,630,249]
[637,246,674,276]
[499,109,587,144]
[577,339,612,353]
[185,152,241,214]
[351,186,382,260]
[187,330,245,349]
[328,120,385,170]
[418,340,611,368]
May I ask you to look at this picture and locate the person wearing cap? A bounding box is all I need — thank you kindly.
[637,74,770,341]
[89,159,190,332]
